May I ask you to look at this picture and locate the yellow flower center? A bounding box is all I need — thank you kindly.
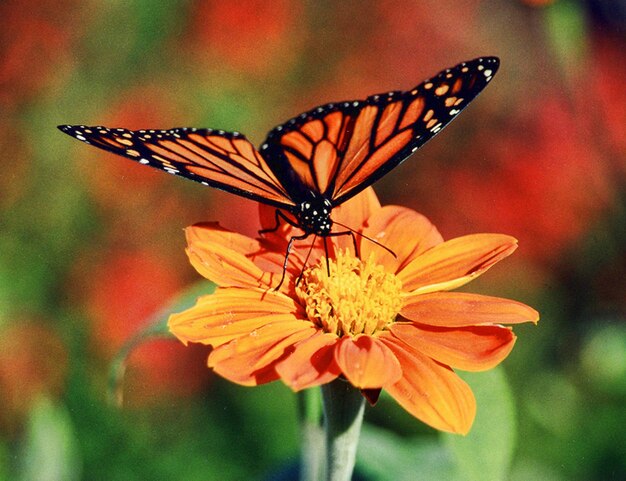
[296,250,403,337]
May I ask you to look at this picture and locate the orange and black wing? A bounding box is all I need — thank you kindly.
[57,125,295,209]
[261,56,499,206]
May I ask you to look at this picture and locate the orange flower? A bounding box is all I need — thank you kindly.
[168,189,538,434]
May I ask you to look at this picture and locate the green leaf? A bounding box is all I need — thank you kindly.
[443,366,516,481]
[357,425,455,481]
[17,398,81,481]
[107,280,215,405]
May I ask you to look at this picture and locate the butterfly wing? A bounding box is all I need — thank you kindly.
[261,56,499,206]
[57,125,296,209]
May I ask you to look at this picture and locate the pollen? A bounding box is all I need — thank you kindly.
[296,250,402,337]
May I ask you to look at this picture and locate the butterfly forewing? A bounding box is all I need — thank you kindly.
[263,56,499,206]
[59,56,499,218]
[58,125,295,209]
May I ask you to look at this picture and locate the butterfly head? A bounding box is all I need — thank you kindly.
[296,194,333,236]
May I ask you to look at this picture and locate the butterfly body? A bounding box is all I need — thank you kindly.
[59,57,500,280]
[294,193,333,236]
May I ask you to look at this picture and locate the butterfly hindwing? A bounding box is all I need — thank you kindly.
[260,105,360,201]
[262,56,499,206]
[57,125,295,209]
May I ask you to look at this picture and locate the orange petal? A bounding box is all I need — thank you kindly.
[335,335,402,389]
[361,206,443,273]
[333,187,381,231]
[187,222,261,256]
[380,335,476,434]
[329,187,381,253]
[257,205,310,267]
[187,223,307,292]
[168,287,303,347]
[275,331,341,391]
[389,323,516,371]
[186,223,284,289]
[258,204,301,245]
[209,321,316,386]
[401,292,540,327]
[398,234,518,293]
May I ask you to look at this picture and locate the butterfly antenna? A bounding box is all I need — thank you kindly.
[333,220,397,258]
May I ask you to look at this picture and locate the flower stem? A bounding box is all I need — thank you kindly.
[298,389,324,481]
[321,379,365,481]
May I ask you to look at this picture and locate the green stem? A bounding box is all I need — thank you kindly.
[321,379,366,481]
[298,389,325,481]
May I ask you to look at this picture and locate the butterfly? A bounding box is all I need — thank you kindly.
[59,56,499,286]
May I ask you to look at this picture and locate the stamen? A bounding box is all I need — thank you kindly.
[296,250,402,337]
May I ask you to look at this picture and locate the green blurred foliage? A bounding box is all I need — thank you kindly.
[444,368,516,481]
[2,0,626,479]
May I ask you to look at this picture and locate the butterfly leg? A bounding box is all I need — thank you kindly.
[259,209,296,235]
[296,235,317,286]
[327,230,359,258]
[275,231,310,290]
[323,237,331,275]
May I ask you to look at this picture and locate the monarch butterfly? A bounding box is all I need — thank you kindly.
[59,56,499,286]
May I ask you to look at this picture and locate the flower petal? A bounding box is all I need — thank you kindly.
[390,323,516,371]
[275,331,341,391]
[208,321,316,386]
[168,287,303,347]
[361,206,443,273]
[332,187,381,233]
[258,205,302,247]
[401,292,540,327]
[398,234,518,293]
[335,335,402,389]
[186,223,284,289]
[380,335,476,434]
[308,187,382,254]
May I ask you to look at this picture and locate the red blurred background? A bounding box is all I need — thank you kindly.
[2,1,626,479]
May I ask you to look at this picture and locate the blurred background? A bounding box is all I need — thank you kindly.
[1,0,626,479]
